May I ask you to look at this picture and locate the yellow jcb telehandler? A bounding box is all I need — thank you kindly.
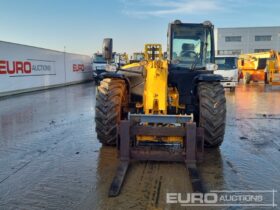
[95,20,226,196]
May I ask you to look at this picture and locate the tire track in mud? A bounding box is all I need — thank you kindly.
[93,160,191,210]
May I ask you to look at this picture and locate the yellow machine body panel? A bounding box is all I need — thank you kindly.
[139,44,183,143]
[120,44,185,143]
[143,60,168,114]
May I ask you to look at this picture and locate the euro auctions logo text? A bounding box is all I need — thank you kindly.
[0,60,32,74]
[73,64,85,72]
[166,190,277,208]
[0,60,53,75]
[167,193,218,205]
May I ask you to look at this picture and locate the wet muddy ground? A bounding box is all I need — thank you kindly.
[0,82,279,210]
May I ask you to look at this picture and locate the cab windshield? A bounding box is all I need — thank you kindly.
[93,54,106,64]
[216,57,237,70]
[171,25,212,69]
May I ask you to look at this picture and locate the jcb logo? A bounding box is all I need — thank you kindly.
[0,60,32,74]
[73,64,84,72]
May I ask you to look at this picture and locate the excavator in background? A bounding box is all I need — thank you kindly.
[95,20,226,196]
[129,52,144,63]
[238,50,280,84]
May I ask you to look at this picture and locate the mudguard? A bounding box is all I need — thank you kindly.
[195,73,223,82]
[96,72,130,88]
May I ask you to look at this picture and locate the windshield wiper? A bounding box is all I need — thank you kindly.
[190,54,200,71]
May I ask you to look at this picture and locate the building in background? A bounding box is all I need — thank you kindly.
[215,27,280,55]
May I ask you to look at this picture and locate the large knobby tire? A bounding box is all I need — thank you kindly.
[198,82,226,147]
[95,78,128,146]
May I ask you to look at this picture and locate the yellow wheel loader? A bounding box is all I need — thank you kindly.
[95,20,226,196]
[238,50,280,84]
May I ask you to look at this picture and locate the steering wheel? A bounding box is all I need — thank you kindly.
[180,51,197,57]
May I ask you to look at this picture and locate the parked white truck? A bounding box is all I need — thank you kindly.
[215,55,238,92]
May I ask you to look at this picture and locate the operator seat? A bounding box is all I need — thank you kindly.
[180,43,195,57]
[180,43,196,62]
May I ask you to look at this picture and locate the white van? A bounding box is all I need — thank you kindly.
[215,55,238,92]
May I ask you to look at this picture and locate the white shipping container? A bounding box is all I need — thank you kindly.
[0,41,93,96]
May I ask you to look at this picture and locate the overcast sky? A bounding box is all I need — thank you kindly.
[1,0,280,55]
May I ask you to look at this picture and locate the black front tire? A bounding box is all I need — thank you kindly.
[95,78,127,146]
[198,82,226,147]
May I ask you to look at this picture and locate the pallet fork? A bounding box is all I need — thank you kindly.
[108,114,204,197]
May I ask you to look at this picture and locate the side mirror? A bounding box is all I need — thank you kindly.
[206,63,218,71]
[102,38,113,61]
